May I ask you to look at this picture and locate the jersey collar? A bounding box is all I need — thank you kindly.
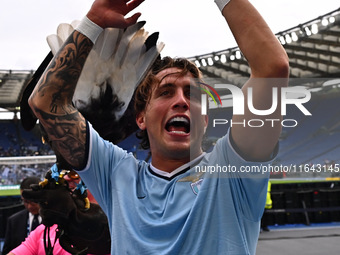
[149,153,206,180]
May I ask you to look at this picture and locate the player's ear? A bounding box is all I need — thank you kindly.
[136,111,146,130]
[204,115,208,133]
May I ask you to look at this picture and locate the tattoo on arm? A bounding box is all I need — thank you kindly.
[30,31,93,168]
[38,109,87,168]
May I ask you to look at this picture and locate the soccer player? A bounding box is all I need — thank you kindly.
[28,0,289,254]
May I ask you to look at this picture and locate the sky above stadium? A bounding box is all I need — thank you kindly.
[0,0,339,70]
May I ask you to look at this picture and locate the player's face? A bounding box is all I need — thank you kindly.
[136,67,207,162]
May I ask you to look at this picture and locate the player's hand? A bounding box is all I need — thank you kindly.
[87,0,145,29]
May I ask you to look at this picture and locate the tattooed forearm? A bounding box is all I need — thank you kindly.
[36,108,87,168]
[34,31,92,115]
[29,30,93,169]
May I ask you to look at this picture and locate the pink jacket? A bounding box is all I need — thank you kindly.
[11,224,71,255]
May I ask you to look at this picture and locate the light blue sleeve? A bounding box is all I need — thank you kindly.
[206,129,274,221]
[77,123,138,214]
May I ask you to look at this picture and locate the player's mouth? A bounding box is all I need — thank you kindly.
[165,116,190,135]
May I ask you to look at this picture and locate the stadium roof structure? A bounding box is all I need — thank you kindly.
[188,8,340,88]
[0,70,34,113]
[0,8,339,114]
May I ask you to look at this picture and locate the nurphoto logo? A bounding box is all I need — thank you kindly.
[199,81,312,128]
[198,82,223,115]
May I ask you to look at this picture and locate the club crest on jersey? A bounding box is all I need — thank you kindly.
[191,179,203,195]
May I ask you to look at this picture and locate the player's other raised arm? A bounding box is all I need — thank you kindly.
[220,0,290,161]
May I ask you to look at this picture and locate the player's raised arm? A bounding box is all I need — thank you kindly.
[220,0,289,161]
[28,0,145,169]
